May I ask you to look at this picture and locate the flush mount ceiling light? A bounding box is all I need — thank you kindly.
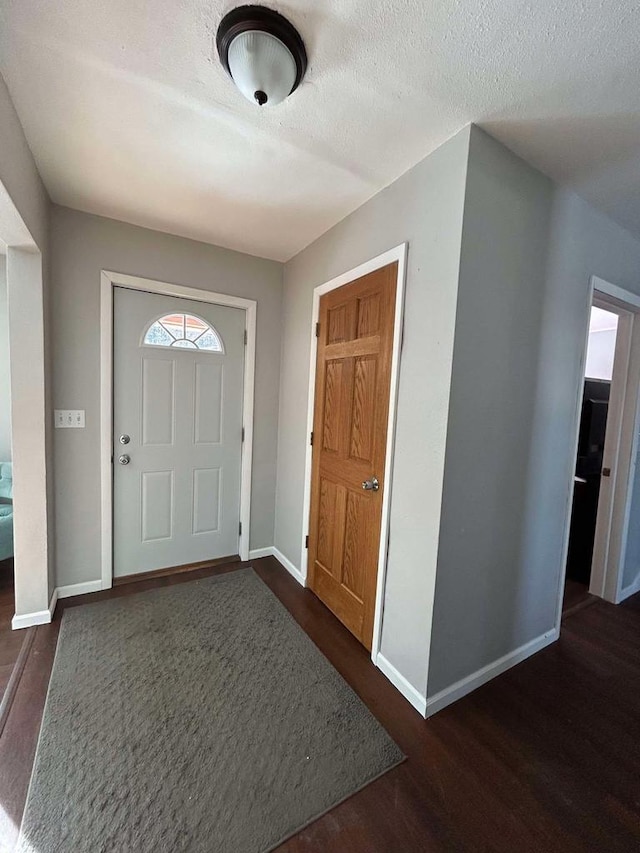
[216,5,307,107]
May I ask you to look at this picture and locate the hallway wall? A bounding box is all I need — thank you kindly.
[275,128,471,704]
[50,206,283,589]
[0,73,53,616]
[0,258,11,461]
[428,128,640,707]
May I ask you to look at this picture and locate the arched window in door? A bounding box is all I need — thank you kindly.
[142,313,224,352]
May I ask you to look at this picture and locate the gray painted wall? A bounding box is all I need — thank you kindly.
[0,73,54,612]
[51,206,283,588]
[277,120,640,709]
[428,128,640,699]
[428,127,554,695]
[622,458,640,589]
[276,128,471,698]
[0,76,49,252]
[0,258,10,461]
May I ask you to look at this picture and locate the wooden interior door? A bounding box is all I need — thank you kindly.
[308,263,397,650]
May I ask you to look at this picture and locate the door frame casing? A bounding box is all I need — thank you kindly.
[300,244,408,664]
[100,270,257,589]
[590,278,640,602]
[588,292,633,602]
[556,274,640,625]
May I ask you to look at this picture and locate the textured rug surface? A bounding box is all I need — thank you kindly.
[17,569,403,852]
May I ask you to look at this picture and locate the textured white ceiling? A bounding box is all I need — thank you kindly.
[1,1,639,261]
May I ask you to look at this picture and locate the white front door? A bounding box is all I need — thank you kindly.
[113,286,245,578]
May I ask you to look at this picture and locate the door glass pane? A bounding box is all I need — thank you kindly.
[142,314,224,352]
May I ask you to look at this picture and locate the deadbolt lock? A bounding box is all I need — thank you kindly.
[362,477,380,491]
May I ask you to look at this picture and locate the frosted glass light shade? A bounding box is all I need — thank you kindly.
[228,30,297,106]
[217,6,307,107]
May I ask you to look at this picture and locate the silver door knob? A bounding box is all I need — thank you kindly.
[118,454,131,465]
[362,477,379,491]
[119,434,130,445]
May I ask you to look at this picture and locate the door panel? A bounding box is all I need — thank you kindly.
[342,489,370,600]
[194,362,223,444]
[350,356,377,462]
[317,478,340,572]
[192,467,221,534]
[308,263,397,650]
[141,358,175,445]
[113,287,245,578]
[357,292,381,337]
[322,360,345,453]
[141,470,173,541]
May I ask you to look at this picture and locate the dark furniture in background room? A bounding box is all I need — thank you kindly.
[566,379,610,585]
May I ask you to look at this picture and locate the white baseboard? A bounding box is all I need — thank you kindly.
[271,547,306,587]
[247,545,306,587]
[12,610,51,630]
[248,547,275,560]
[12,587,59,630]
[425,627,559,717]
[375,653,427,716]
[56,579,104,599]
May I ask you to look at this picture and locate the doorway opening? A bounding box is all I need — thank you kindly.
[307,263,397,650]
[0,253,22,719]
[563,277,640,614]
[0,187,51,735]
[564,303,620,610]
[300,245,407,665]
[100,271,257,589]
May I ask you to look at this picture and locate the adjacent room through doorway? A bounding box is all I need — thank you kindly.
[564,280,640,613]
[564,304,620,610]
[0,254,20,719]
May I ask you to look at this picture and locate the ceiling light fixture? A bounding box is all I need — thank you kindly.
[216,5,307,107]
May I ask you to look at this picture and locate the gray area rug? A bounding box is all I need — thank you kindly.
[17,569,403,852]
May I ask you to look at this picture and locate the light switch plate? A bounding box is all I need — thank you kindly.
[55,409,85,428]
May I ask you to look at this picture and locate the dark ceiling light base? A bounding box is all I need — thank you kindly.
[216,5,308,105]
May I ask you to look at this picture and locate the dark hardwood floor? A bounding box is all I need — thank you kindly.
[563,577,595,614]
[0,564,20,701]
[1,556,639,852]
[0,561,30,722]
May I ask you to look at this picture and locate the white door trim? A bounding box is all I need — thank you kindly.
[100,270,257,588]
[592,275,640,310]
[299,244,408,665]
[588,295,633,601]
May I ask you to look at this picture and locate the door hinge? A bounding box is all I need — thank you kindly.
[239,521,242,535]
[241,426,245,442]
[305,535,309,549]
[315,322,320,338]
[244,329,248,345]
[310,431,314,446]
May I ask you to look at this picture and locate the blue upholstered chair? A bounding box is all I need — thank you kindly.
[0,463,13,562]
